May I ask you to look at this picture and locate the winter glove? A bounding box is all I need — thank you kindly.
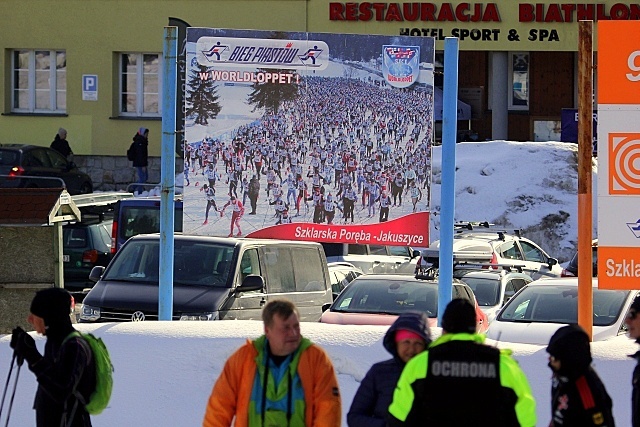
[10,327,41,366]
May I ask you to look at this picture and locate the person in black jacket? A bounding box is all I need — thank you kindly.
[50,128,73,161]
[131,127,149,194]
[625,295,640,427]
[347,312,431,427]
[10,287,96,427]
[547,324,615,427]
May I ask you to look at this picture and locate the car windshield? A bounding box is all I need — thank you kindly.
[332,278,438,317]
[497,285,629,326]
[103,239,235,287]
[459,276,500,306]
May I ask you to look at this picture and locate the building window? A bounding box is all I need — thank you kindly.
[12,50,66,113]
[509,52,529,110]
[120,53,161,117]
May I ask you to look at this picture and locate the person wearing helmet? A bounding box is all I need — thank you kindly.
[546,324,614,426]
[348,313,430,427]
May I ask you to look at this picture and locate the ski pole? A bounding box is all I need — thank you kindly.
[0,353,16,420]
[3,355,22,427]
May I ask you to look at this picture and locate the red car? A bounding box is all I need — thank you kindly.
[320,274,488,333]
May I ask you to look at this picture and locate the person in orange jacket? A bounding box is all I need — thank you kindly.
[203,299,341,427]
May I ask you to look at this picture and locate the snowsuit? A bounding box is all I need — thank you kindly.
[388,333,537,427]
[347,313,430,427]
[203,336,341,427]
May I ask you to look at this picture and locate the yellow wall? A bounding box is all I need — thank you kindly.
[0,0,633,155]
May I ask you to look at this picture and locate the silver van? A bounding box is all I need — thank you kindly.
[80,234,332,322]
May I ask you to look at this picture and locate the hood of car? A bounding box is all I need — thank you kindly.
[84,280,229,313]
[486,321,615,345]
[320,310,438,327]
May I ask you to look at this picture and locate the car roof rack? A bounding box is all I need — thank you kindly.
[70,192,134,222]
[454,261,526,274]
[453,221,522,239]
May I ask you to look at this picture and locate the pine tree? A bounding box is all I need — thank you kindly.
[246,31,299,116]
[185,64,221,125]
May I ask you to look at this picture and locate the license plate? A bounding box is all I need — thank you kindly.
[63,255,70,262]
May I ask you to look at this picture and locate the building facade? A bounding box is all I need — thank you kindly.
[1,0,632,185]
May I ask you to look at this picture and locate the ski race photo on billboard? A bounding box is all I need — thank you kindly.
[183,28,435,245]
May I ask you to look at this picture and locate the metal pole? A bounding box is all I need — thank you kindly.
[159,26,178,321]
[578,21,593,339]
[438,37,459,326]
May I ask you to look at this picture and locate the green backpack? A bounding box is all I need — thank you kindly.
[64,331,114,415]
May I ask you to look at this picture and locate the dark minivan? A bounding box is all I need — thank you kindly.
[80,234,333,322]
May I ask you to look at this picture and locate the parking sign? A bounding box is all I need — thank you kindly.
[82,74,98,101]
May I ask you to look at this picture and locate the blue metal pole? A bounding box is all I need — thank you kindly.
[159,27,178,321]
[438,37,459,327]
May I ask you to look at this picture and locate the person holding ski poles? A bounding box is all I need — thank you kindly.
[9,287,96,427]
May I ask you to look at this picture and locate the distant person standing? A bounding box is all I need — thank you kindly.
[546,324,615,427]
[131,127,149,194]
[625,295,640,427]
[50,128,73,161]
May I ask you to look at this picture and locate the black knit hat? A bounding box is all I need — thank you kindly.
[547,324,592,376]
[441,299,477,334]
[631,294,640,313]
[30,287,72,324]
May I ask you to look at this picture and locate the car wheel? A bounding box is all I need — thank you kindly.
[79,182,93,194]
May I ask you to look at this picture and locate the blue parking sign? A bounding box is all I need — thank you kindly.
[82,74,98,101]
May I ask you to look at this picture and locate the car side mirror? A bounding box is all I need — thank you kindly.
[89,266,105,283]
[547,257,558,268]
[412,250,421,258]
[322,302,332,312]
[235,274,264,293]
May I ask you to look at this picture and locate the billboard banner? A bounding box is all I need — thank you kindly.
[597,21,640,289]
[183,28,435,245]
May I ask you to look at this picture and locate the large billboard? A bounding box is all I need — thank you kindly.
[597,21,640,289]
[183,28,434,245]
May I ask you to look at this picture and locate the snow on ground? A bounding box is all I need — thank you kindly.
[0,321,636,426]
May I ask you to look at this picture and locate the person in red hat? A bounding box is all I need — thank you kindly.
[348,312,430,427]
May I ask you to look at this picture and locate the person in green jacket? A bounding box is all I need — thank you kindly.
[388,298,537,427]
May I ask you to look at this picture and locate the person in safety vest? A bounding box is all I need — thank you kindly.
[203,299,341,427]
[388,298,537,427]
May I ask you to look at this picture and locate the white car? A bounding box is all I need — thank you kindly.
[417,223,563,280]
[457,269,533,324]
[486,277,638,344]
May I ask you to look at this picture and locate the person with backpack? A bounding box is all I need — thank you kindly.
[129,127,149,194]
[10,287,97,427]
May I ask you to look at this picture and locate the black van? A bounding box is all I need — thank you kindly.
[80,234,333,322]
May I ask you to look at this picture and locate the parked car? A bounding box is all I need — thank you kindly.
[327,262,364,300]
[561,239,598,277]
[416,222,562,280]
[321,242,420,274]
[319,274,488,332]
[0,144,93,194]
[456,268,533,323]
[63,218,113,292]
[111,196,183,254]
[80,234,333,322]
[486,277,638,344]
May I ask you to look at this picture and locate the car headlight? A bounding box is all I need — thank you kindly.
[80,305,101,321]
[179,312,219,321]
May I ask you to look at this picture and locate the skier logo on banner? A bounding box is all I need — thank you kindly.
[382,45,420,89]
